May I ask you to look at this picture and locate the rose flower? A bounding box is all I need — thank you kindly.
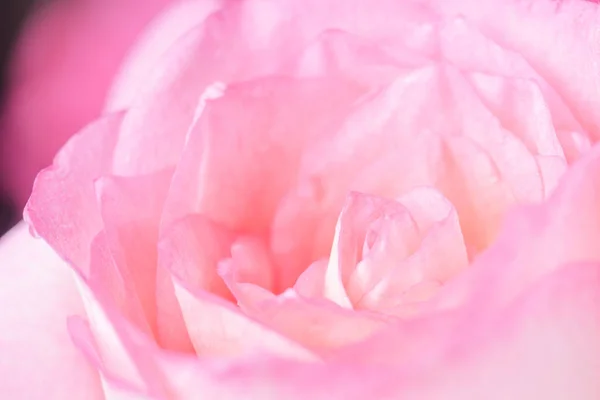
[2,0,600,398]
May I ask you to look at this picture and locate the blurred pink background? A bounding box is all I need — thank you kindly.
[0,0,174,231]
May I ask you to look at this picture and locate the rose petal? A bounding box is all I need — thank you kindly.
[106,0,224,111]
[71,273,163,396]
[153,264,600,399]
[220,253,386,353]
[273,62,550,281]
[221,236,275,293]
[0,0,174,208]
[111,0,321,176]
[435,0,600,137]
[95,169,173,336]
[353,188,468,311]
[271,66,447,286]
[438,15,582,136]
[163,75,363,230]
[157,214,235,351]
[0,224,102,399]
[330,263,600,398]
[293,259,328,298]
[86,232,152,338]
[25,112,124,271]
[171,277,317,360]
[436,144,600,311]
[324,192,419,308]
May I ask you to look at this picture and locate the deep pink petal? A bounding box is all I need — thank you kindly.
[0,0,173,207]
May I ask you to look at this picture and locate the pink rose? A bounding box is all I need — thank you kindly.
[3,0,600,398]
[0,0,175,209]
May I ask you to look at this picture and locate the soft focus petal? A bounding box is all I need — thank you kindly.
[0,0,174,208]
[106,0,224,111]
[0,223,102,399]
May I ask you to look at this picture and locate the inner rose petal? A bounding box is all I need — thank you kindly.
[271,62,564,282]
[323,189,467,313]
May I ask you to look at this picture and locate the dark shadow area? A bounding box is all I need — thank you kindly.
[1,0,37,235]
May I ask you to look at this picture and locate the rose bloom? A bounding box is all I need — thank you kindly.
[2,0,600,398]
[0,0,174,209]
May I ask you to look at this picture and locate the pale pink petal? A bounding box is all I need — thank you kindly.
[70,273,167,398]
[86,232,152,338]
[466,73,563,158]
[353,188,468,311]
[68,317,153,400]
[95,169,173,336]
[235,290,388,353]
[435,0,600,137]
[283,28,428,88]
[323,192,419,308]
[106,0,225,111]
[163,76,363,229]
[158,265,600,398]
[294,259,328,298]
[25,112,124,271]
[221,236,275,293]
[111,0,323,176]
[156,214,235,350]
[424,263,600,399]
[438,15,582,136]
[171,278,317,360]
[219,248,386,352]
[0,224,102,399]
[271,66,447,285]
[435,144,600,311]
[159,214,234,298]
[332,264,600,398]
[273,62,549,280]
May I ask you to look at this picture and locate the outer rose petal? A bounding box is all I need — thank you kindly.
[433,0,600,135]
[0,0,174,208]
[106,0,225,112]
[74,266,600,399]
[0,224,102,399]
[25,112,124,270]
